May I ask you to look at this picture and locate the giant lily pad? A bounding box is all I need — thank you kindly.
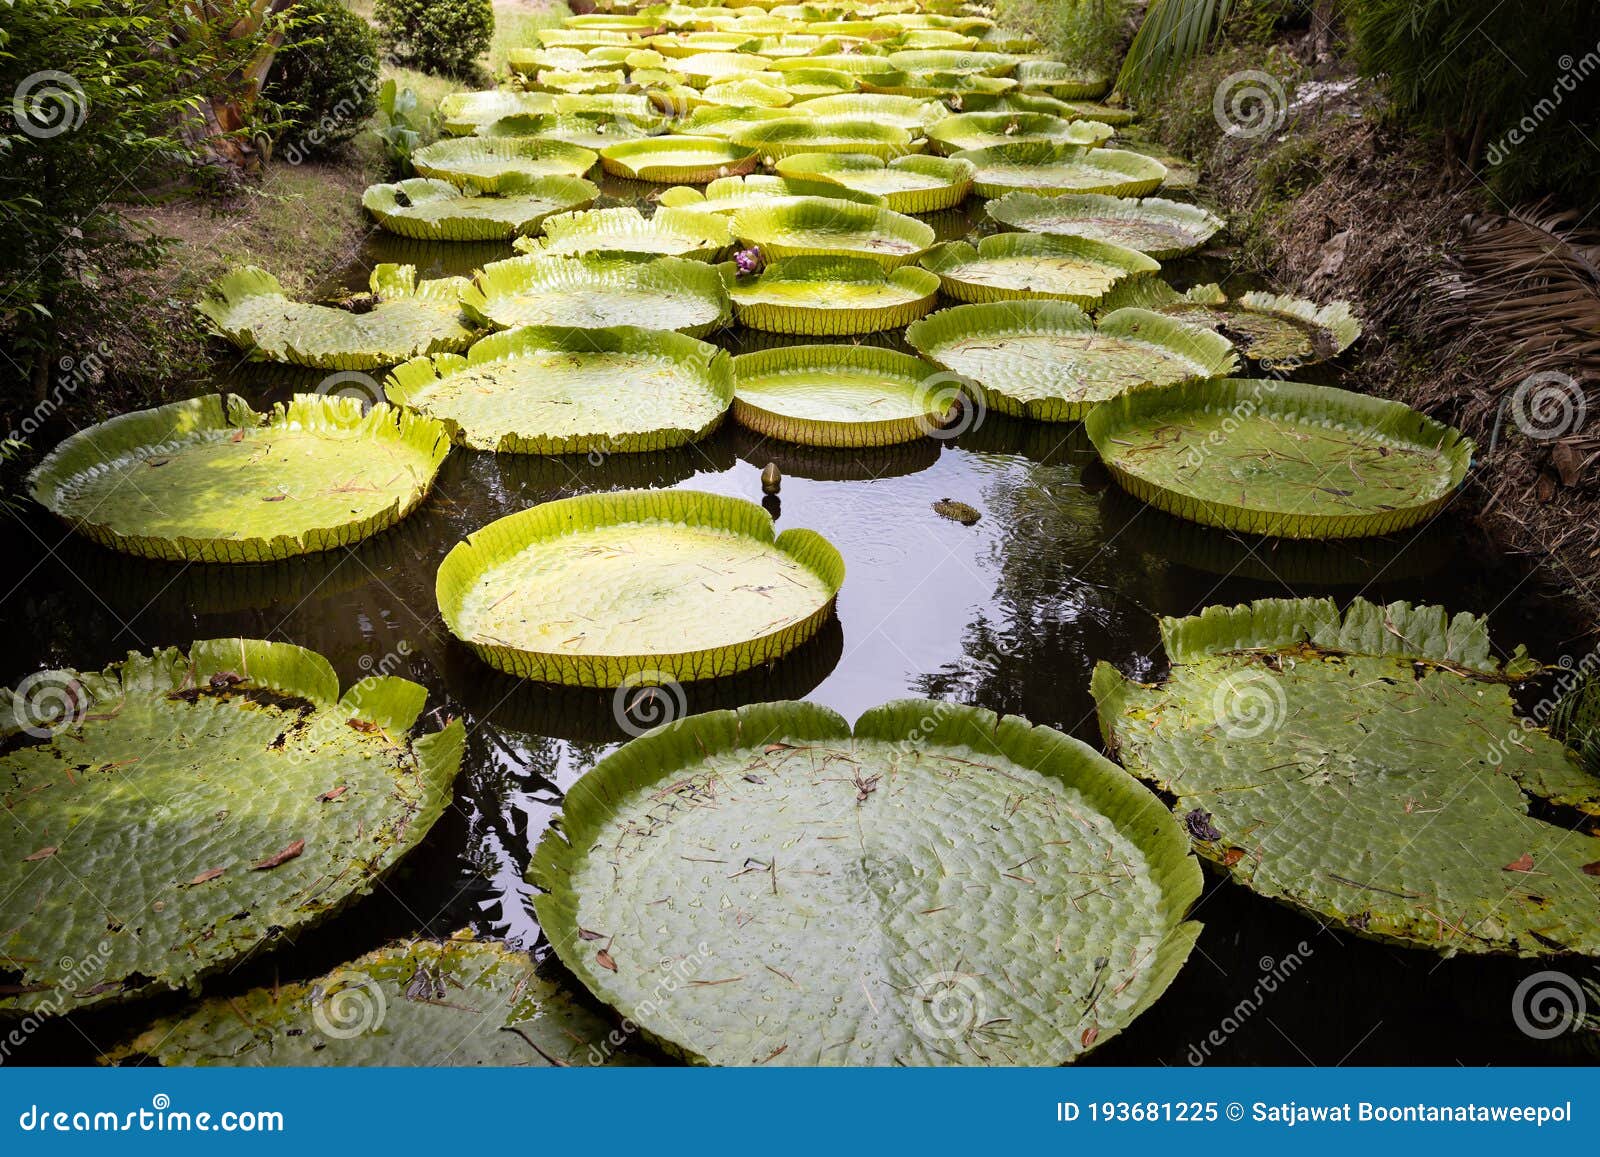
[1084,378,1473,539]
[926,111,1113,154]
[438,90,557,135]
[764,66,858,98]
[884,48,1019,75]
[658,174,885,215]
[1099,280,1361,369]
[1013,59,1110,98]
[527,67,627,94]
[700,76,796,107]
[462,253,732,336]
[955,142,1166,197]
[673,50,772,84]
[770,53,903,77]
[1092,597,1600,957]
[197,265,479,370]
[987,192,1222,259]
[730,254,940,334]
[530,699,1202,1064]
[387,325,732,455]
[476,112,665,151]
[410,137,599,191]
[100,936,641,1066]
[906,302,1237,422]
[362,175,598,241]
[732,343,951,447]
[919,233,1160,307]
[437,489,844,686]
[859,69,1016,99]
[790,92,948,130]
[733,116,924,160]
[29,394,450,562]
[0,640,463,1017]
[731,196,935,268]
[518,206,732,261]
[773,152,973,213]
[599,135,761,183]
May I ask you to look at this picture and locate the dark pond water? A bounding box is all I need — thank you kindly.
[6,174,1595,1066]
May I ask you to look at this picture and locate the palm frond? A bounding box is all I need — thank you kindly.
[1115,0,1235,98]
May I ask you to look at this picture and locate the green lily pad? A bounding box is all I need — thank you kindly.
[987,192,1222,259]
[462,253,732,336]
[790,92,949,130]
[535,27,634,50]
[528,67,627,94]
[885,48,1020,75]
[773,152,974,213]
[673,50,772,83]
[926,111,1113,154]
[676,104,795,138]
[476,112,666,151]
[599,136,761,183]
[770,53,904,77]
[891,28,981,50]
[859,69,1017,99]
[1084,378,1474,539]
[1092,597,1600,956]
[530,699,1202,1064]
[0,640,463,1017]
[1013,59,1110,98]
[362,175,598,242]
[197,265,479,370]
[919,233,1160,307]
[657,174,886,215]
[729,254,941,334]
[732,343,951,447]
[700,76,796,107]
[517,206,732,261]
[954,142,1166,197]
[437,489,844,686]
[438,89,557,135]
[386,325,732,455]
[731,196,935,268]
[1058,100,1139,127]
[29,394,450,562]
[650,30,766,56]
[733,116,924,160]
[410,137,599,191]
[742,33,843,58]
[1098,280,1362,369]
[906,301,1237,422]
[503,47,609,76]
[764,66,858,98]
[100,936,642,1066]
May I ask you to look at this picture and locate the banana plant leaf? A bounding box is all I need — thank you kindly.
[0,640,463,1017]
[732,343,952,447]
[196,264,480,370]
[1092,597,1600,957]
[919,232,1161,307]
[987,192,1222,258]
[773,152,974,213]
[362,175,598,241]
[437,489,844,686]
[386,325,733,455]
[531,699,1202,1064]
[462,253,732,336]
[729,254,941,334]
[907,301,1237,421]
[29,394,450,562]
[1084,378,1474,539]
[99,935,642,1066]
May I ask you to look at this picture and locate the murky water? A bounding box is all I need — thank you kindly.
[6,175,1592,1065]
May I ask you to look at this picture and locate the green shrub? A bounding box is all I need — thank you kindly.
[993,0,1126,73]
[265,0,381,160]
[375,0,495,77]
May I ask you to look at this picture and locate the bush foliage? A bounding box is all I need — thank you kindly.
[374,0,495,77]
[265,0,382,159]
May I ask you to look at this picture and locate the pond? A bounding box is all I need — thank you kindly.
[5,172,1589,1066]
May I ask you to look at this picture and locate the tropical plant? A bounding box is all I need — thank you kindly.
[374,0,495,77]
[371,79,438,175]
[263,0,381,159]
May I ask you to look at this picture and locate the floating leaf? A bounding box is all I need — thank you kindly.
[732,344,951,447]
[919,233,1160,308]
[987,192,1223,259]
[362,175,597,242]
[1099,280,1362,368]
[732,196,935,269]
[789,93,949,131]
[517,206,732,262]
[462,253,732,336]
[0,640,463,1016]
[926,111,1113,154]
[410,136,598,191]
[600,136,761,184]
[773,152,975,214]
[530,700,1202,1064]
[954,142,1166,197]
[1092,597,1600,957]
